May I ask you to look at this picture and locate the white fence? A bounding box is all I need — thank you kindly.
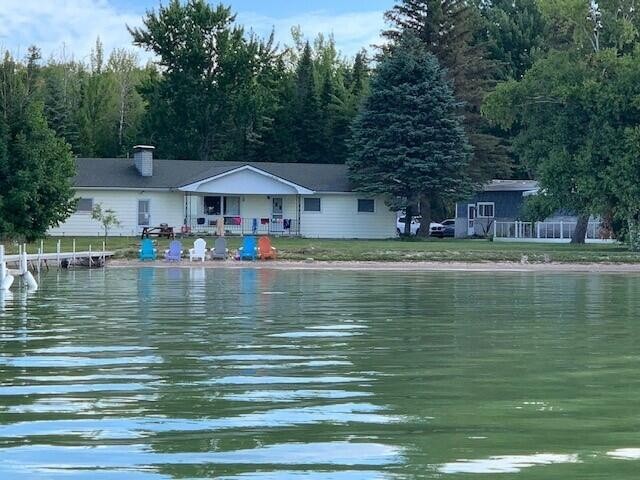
[494,221,615,243]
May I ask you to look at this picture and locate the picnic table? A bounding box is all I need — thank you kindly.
[141,225,175,239]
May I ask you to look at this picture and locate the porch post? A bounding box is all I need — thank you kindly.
[560,221,564,239]
[296,194,301,236]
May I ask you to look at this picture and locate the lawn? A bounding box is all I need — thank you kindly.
[4,236,640,263]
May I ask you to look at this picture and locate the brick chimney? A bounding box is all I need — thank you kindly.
[133,145,155,177]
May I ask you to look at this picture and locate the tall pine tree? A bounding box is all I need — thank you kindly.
[348,34,471,236]
[384,0,512,182]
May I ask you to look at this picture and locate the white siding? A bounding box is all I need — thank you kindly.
[48,190,184,237]
[189,169,300,194]
[48,191,396,239]
[241,195,297,220]
[300,194,396,239]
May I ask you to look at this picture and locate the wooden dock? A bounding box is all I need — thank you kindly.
[1,243,114,291]
[3,251,114,267]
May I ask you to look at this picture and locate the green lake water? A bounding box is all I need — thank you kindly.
[1,267,640,479]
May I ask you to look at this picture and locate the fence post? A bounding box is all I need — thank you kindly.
[560,221,564,240]
[0,245,6,289]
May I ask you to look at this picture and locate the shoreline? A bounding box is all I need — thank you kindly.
[107,259,640,273]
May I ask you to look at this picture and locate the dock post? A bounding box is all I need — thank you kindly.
[102,241,106,267]
[0,245,6,287]
[89,244,92,269]
[22,246,39,291]
[72,239,76,267]
[56,240,61,269]
[0,245,14,291]
[21,244,28,275]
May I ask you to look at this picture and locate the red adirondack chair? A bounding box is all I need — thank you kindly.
[258,236,277,260]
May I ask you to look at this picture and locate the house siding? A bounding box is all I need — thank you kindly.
[300,194,396,239]
[455,190,529,238]
[49,191,396,239]
[457,191,528,220]
[48,190,184,237]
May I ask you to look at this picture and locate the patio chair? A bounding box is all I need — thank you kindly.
[211,237,229,260]
[139,238,157,261]
[189,238,208,262]
[238,236,257,261]
[258,236,277,260]
[164,240,183,262]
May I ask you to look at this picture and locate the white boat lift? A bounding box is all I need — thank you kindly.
[0,241,114,291]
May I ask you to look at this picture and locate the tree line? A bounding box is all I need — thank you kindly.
[4,0,640,246]
[351,0,640,244]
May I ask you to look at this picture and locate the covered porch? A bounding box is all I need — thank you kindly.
[182,193,301,236]
[179,165,312,236]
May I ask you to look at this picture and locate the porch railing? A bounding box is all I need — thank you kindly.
[494,220,612,241]
[186,217,300,236]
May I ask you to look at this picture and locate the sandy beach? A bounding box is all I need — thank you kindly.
[108,259,640,273]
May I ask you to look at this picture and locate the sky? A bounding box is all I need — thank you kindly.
[0,0,394,63]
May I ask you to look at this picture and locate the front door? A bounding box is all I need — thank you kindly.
[272,197,283,232]
[138,199,150,227]
[467,204,476,236]
[272,197,283,219]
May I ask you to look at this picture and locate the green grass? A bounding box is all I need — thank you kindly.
[4,236,640,263]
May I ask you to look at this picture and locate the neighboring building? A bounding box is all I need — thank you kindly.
[454,180,539,238]
[48,146,397,239]
[454,180,612,243]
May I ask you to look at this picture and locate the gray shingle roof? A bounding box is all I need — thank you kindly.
[484,180,539,192]
[73,158,352,192]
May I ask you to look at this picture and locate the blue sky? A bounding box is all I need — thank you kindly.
[0,0,394,62]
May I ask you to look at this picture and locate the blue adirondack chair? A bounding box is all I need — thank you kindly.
[139,238,157,261]
[164,240,182,262]
[238,236,257,261]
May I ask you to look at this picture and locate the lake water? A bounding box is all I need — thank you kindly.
[1,267,640,479]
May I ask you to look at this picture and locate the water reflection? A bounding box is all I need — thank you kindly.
[439,453,580,474]
[1,268,640,478]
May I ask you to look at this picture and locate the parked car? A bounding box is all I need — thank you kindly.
[397,216,442,236]
[397,216,421,235]
[430,219,455,238]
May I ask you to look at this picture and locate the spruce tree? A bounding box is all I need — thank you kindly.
[384,0,511,182]
[348,35,471,236]
[293,42,324,163]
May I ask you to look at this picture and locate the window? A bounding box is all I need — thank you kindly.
[304,198,321,212]
[357,199,375,213]
[76,198,93,213]
[138,199,150,226]
[204,196,221,215]
[477,202,495,218]
[224,196,240,216]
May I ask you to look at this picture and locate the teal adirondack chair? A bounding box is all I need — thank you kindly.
[139,238,157,261]
[238,236,257,261]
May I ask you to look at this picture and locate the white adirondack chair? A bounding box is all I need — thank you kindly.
[189,238,207,262]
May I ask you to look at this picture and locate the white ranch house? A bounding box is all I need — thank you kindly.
[49,146,397,239]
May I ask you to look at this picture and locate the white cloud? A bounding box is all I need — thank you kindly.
[237,10,387,57]
[0,0,143,62]
[0,1,385,63]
